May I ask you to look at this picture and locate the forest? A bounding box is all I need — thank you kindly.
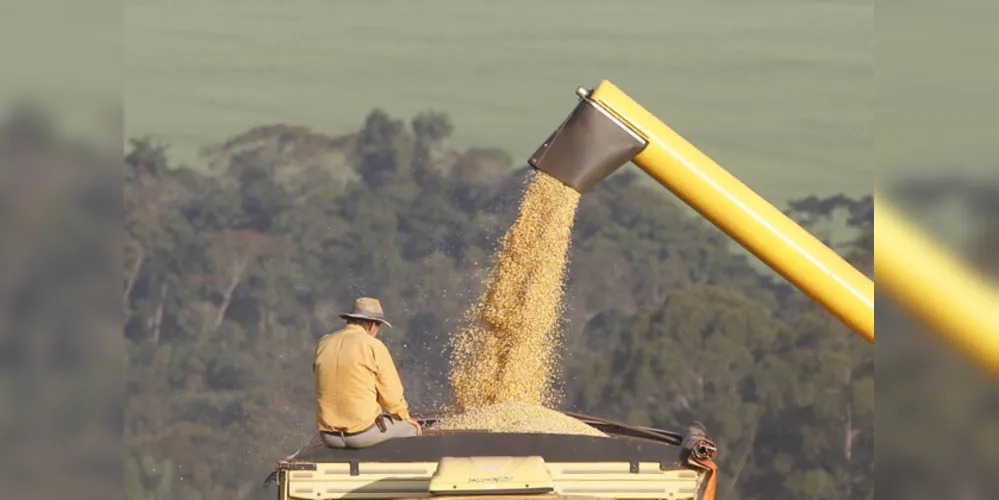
[3,103,991,499]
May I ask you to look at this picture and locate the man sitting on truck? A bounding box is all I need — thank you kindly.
[314,297,422,448]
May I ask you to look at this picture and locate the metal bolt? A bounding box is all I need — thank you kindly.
[575,87,590,99]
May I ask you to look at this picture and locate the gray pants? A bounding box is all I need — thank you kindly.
[321,417,419,449]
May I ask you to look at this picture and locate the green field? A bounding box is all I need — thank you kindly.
[125,0,873,205]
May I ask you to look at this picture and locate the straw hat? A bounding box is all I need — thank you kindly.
[340,297,392,327]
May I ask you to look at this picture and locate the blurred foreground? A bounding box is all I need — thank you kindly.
[877,182,999,499]
[0,103,121,497]
[877,0,999,494]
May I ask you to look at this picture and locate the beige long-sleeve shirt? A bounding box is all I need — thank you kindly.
[314,324,412,433]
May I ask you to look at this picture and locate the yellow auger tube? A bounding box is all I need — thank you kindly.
[875,195,999,375]
[588,80,875,343]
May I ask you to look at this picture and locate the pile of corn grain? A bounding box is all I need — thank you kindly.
[432,402,606,437]
[448,171,580,412]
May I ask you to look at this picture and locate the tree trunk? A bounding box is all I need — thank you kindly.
[150,283,168,345]
[256,305,277,357]
[843,366,856,500]
[257,304,267,342]
[726,422,758,495]
[213,274,242,330]
[124,247,145,304]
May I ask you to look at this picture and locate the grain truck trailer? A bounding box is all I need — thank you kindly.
[268,412,718,500]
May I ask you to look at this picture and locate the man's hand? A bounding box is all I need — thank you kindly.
[407,418,423,435]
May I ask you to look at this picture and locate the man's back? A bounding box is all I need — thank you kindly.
[314,324,410,434]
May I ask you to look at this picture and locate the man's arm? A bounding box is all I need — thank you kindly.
[371,341,412,421]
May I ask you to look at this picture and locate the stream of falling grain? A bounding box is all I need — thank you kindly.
[447,171,581,413]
